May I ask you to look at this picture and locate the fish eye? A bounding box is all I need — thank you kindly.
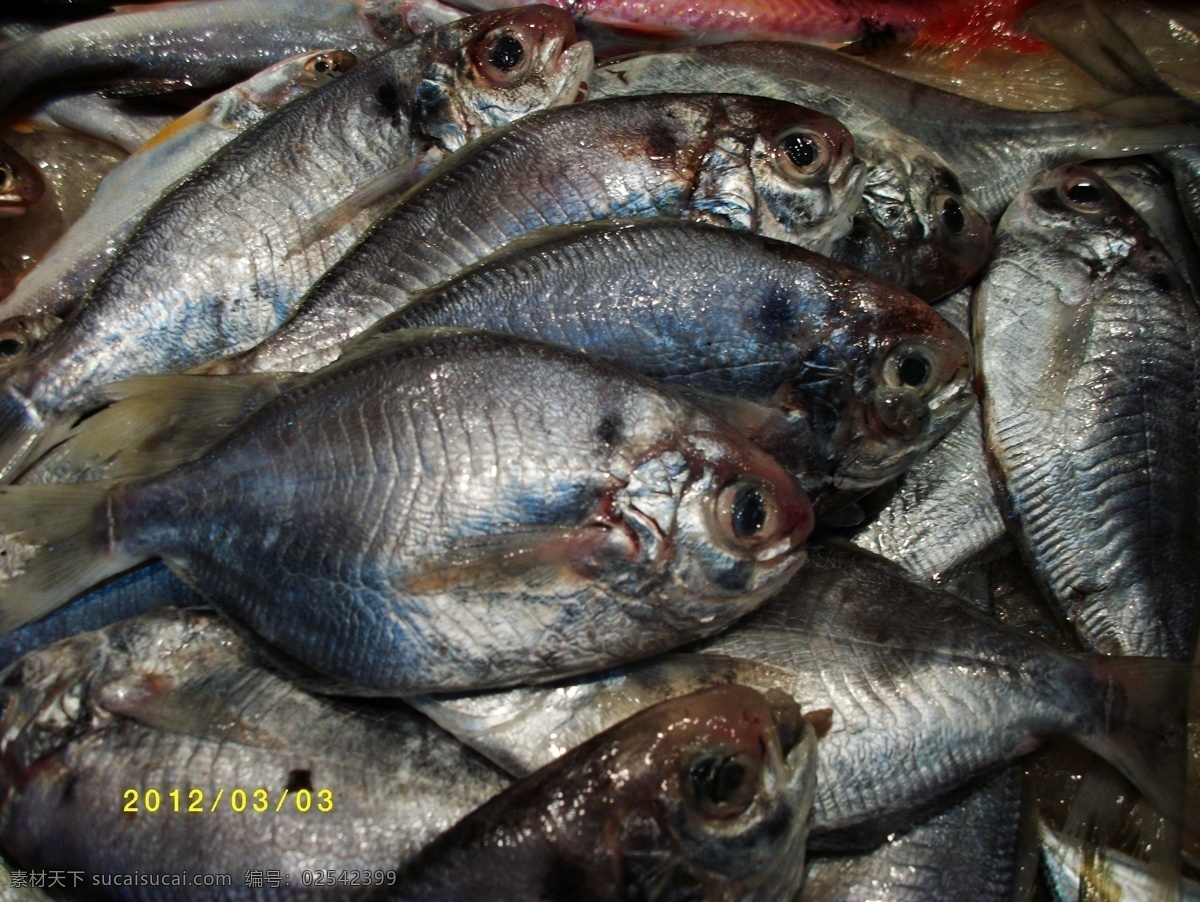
[715,479,781,548]
[476,29,532,83]
[774,127,830,182]
[0,336,24,359]
[687,751,761,819]
[0,164,12,191]
[305,53,351,78]
[935,194,965,235]
[882,343,937,393]
[1058,174,1110,214]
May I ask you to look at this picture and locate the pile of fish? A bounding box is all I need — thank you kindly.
[0,0,1197,898]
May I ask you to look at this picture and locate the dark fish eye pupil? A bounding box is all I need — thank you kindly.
[490,34,524,72]
[732,487,767,539]
[784,133,819,170]
[898,355,930,388]
[691,756,747,805]
[0,339,22,358]
[940,196,965,234]
[1066,181,1105,207]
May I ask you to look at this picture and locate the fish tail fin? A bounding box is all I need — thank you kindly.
[0,382,68,484]
[1077,655,1197,829]
[0,481,148,632]
[55,373,293,481]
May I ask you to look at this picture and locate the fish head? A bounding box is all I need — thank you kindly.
[419,6,593,153]
[601,685,816,899]
[833,142,992,300]
[781,291,974,499]
[1008,165,1146,274]
[0,314,60,368]
[720,97,864,255]
[608,414,813,619]
[0,139,43,217]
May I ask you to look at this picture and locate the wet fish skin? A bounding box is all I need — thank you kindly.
[0,608,513,895]
[208,91,864,377]
[589,45,992,301]
[414,544,1189,847]
[0,139,44,218]
[976,164,1200,660]
[392,685,817,901]
[0,7,593,482]
[0,49,362,333]
[0,0,398,116]
[848,288,1007,584]
[594,41,1200,221]
[0,330,813,693]
[371,219,974,504]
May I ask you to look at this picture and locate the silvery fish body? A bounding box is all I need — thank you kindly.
[0,0,399,115]
[0,49,360,334]
[372,219,973,504]
[801,768,1023,902]
[0,608,512,899]
[975,164,1200,660]
[593,41,1200,221]
[392,686,817,902]
[0,330,813,694]
[1040,819,1200,901]
[0,7,592,482]
[848,289,1005,583]
[208,91,864,377]
[589,45,992,301]
[414,545,1187,847]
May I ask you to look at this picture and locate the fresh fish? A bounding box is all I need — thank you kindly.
[0,49,361,337]
[0,140,44,219]
[204,92,864,377]
[975,164,1200,660]
[393,685,817,901]
[801,768,1024,901]
[0,7,593,482]
[848,288,1006,583]
[0,562,201,672]
[1162,146,1200,257]
[593,40,1200,220]
[0,607,514,893]
[0,330,813,694]
[0,0,404,116]
[1040,818,1200,901]
[589,45,993,300]
[0,129,125,300]
[413,545,1192,847]
[363,219,973,504]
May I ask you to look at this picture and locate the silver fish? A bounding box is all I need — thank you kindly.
[0,49,361,338]
[366,218,973,505]
[0,608,513,895]
[393,685,817,901]
[589,45,993,301]
[0,330,814,694]
[0,7,593,482]
[975,164,1200,660]
[414,545,1191,847]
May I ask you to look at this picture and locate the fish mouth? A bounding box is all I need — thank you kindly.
[555,42,594,108]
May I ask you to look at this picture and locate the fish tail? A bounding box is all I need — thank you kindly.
[1081,96,1200,159]
[0,382,65,484]
[0,480,147,633]
[55,373,292,481]
[1076,655,1197,830]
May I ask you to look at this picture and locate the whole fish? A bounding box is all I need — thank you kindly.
[0,0,408,116]
[0,608,514,895]
[593,40,1200,221]
[0,7,593,482]
[0,140,44,219]
[0,49,361,336]
[589,45,993,300]
[801,768,1024,901]
[203,92,864,377]
[848,289,1006,583]
[0,330,814,694]
[975,164,1200,660]
[413,545,1192,847]
[365,219,973,504]
[392,685,817,901]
